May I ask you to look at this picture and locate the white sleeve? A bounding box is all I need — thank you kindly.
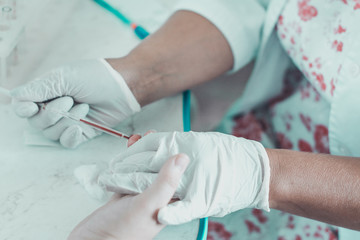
[173,0,266,73]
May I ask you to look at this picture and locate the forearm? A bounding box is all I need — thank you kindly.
[107,10,233,106]
[268,149,360,230]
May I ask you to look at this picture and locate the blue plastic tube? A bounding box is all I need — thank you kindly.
[93,1,208,239]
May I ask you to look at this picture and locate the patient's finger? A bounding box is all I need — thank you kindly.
[127,130,157,147]
[128,134,141,147]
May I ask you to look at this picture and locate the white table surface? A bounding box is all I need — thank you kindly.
[0,0,199,239]
[0,97,199,239]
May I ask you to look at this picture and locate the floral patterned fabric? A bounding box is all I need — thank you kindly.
[208,0,360,239]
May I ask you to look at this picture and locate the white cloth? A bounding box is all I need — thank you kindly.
[174,0,266,73]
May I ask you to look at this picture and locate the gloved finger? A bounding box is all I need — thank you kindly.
[100,171,185,199]
[59,125,93,149]
[157,200,195,225]
[110,147,172,174]
[10,69,68,102]
[109,151,158,173]
[140,154,190,212]
[43,103,90,141]
[98,171,158,195]
[110,132,169,166]
[12,99,39,118]
[28,96,73,130]
[60,123,100,149]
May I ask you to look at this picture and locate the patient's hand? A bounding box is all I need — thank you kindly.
[67,153,189,240]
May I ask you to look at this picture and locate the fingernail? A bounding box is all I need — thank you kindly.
[174,154,190,172]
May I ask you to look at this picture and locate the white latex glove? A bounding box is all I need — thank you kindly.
[11,59,140,148]
[68,154,190,240]
[98,131,270,225]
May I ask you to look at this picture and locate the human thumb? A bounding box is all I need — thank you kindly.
[139,154,189,210]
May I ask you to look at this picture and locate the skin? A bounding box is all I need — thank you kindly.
[268,149,360,230]
[107,10,233,106]
[67,153,190,240]
[68,136,360,240]
[70,9,360,240]
[129,134,360,231]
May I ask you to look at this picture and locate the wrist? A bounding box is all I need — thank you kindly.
[106,56,147,107]
[106,48,170,107]
[266,148,281,210]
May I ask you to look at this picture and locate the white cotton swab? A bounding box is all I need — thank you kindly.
[0,86,11,97]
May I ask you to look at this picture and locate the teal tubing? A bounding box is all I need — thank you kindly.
[182,90,191,132]
[93,0,131,25]
[94,1,208,239]
[197,218,209,240]
[182,90,208,240]
[133,25,149,40]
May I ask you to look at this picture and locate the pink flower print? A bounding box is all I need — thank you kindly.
[232,113,263,141]
[330,78,336,96]
[337,65,342,74]
[298,0,318,21]
[314,125,330,153]
[314,231,324,238]
[314,58,322,69]
[244,220,261,234]
[317,74,326,90]
[278,15,284,25]
[354,0,360,10]
[282,112,293,131]
[300,84,311,99]
[298,139,313,152]
[277,132,293,149]
[291,37,296,44]
[332,40,344,52]
[312,72,326,91]
[299,113,312,131]
[207,221,232,240]
[252,209,268,224]
[314,91,321,101]
[342,0,348,4]
[286,215,295,229]
[334,25,346,34]
[327,228,339,240]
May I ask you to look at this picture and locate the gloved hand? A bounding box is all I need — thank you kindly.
[68,154,190,240]
[98,131,271,225]
[11,59,140,148]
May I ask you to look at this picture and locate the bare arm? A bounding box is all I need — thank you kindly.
[107,10,233,106]
[268,149,360,230]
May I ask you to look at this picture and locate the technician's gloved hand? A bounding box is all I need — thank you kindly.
[98,131,271,225]
[68,154,190,240]
[10,59,140,148]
